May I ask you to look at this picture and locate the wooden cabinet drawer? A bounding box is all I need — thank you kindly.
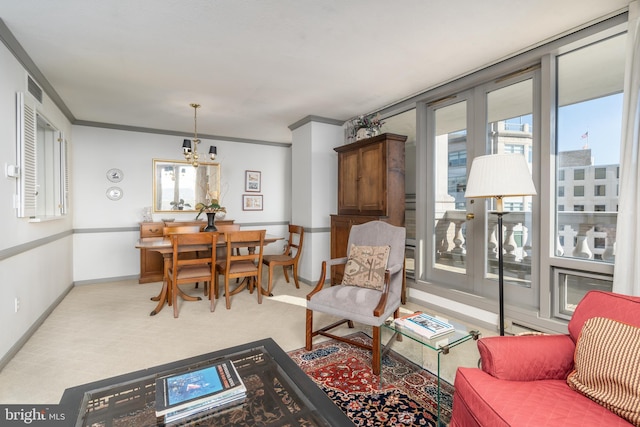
[140,222,164,237]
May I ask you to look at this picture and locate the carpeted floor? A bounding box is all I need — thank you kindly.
[288,332,454,427]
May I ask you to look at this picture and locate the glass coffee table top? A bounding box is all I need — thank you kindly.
[59,338,352,427]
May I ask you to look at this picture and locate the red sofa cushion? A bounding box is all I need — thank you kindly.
[453,367,635,427]
[479,334,575,381]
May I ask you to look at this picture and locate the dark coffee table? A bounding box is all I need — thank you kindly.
[59,338,352,426]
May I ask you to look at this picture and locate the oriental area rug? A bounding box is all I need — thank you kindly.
[287,332,454,427]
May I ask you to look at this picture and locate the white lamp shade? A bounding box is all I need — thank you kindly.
[465,153,537,200]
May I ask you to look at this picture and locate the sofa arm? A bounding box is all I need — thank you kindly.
[479,334,575,381]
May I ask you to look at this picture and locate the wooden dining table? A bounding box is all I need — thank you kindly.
[136,233,282,316]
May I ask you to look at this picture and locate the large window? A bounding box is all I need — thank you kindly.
[555,34,624,268]
[403,14,627,333]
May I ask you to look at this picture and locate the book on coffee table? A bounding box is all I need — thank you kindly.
[394,312,455,339]
[155,359,246,421]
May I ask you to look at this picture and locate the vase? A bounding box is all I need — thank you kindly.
[204,212,217,231]
[356,127,371,140]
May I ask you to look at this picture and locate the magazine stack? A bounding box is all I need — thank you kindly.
[155,359,247,424]
[394,312,455,340]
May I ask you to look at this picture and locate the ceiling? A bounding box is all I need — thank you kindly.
[0,0,630,144]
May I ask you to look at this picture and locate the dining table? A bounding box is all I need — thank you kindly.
[135,232,282,316]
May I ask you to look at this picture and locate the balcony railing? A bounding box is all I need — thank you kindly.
[433,210,616,280]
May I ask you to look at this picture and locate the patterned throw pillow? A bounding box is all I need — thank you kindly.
[342,244,390,291]
[567,317,640,426]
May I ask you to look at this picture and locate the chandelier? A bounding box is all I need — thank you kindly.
[182,103,217,167]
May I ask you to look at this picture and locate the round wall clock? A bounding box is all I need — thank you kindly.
[106,187,123,201]
[106,168,124,182]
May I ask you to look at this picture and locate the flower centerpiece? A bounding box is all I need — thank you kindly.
[195,199,226,231]
[195,199,226,220]
[352,113,384,140]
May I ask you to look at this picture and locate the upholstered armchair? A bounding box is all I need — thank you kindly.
[450,290,640,427]
[305,221,406,375]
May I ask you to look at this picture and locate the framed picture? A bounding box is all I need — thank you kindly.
[242,194,263,211]
[245,170,261,192]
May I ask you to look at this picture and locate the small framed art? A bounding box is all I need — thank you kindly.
[242,194,263,211]
[245,170,261,192]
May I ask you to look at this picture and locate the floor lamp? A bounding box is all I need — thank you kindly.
[464,154,537,336]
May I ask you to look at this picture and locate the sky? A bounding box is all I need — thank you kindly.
[557,93,623,166]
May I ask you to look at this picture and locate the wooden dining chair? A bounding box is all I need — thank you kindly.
[262,224,304,296]
[167,232,218,318]
[163,225,207,293]
[215,229,265,310]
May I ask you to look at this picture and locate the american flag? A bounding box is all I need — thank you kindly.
[581,131,589,139]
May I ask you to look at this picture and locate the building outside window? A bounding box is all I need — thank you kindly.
[574,185,585,197]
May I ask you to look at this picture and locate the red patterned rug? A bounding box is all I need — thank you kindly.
[287,332,454,427]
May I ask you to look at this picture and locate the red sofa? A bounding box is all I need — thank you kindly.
[450,290,640,427]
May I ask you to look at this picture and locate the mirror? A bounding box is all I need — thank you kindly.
[153,159,220,212]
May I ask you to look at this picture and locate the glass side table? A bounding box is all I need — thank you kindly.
[381,315,480,426]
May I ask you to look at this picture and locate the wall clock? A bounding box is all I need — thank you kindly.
[106,168,124,183]
[106,187,123,201]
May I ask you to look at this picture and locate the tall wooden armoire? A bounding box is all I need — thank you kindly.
[330,133,407,284]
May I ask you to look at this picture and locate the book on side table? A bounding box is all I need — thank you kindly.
[394,312,455,340]
[155,359,247,424]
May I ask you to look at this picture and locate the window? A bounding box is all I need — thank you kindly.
[505,144,525,154]
[555,32,623,268]
[16,92,68,219]
[504,202,524,211]
[554,269,612,320]
[448,150,467,167]
[412,16,625,334]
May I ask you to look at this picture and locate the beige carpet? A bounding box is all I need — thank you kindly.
[0,271,484,405]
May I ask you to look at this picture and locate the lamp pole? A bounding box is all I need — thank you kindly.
[495,211,506,336]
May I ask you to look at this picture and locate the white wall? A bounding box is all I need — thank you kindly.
[72,126,292,282]
[0,41,74,362]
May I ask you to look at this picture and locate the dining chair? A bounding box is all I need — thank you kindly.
[167,232,218,318]
[306,221,406,375]
[163,224,208,293]
[216,229,265,310]
[262,224,304,296]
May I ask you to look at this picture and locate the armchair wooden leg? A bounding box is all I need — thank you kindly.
[372,326,381,375]
[305,309,313,350]
[283,265,290,283]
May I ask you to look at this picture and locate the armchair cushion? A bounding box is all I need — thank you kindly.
[479,334,576,381]
[307,285,399,327]
[567,317,640,426]
[342,244,390,290]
